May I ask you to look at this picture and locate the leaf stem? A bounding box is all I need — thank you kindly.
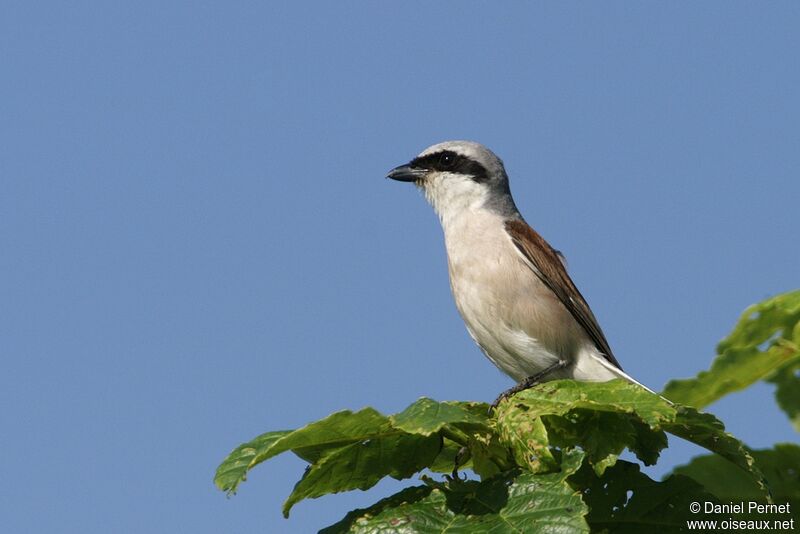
[440,425,470,447]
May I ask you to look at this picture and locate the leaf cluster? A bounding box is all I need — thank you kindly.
[215,290,800,532]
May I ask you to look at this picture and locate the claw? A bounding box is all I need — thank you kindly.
[446,469,467,483]
[490,360,569,413]
[489,392,508,414]
[450,445,470,479]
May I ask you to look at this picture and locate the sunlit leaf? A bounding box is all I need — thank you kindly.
[215,408,398,493]
[214,430,291,494]
[390,398,491,436]
[661,405,768,497]
[322,449,589,534]
[768,356,800,432]
[671,443,800,510]
[282,432,441,517]
[662,290,800,408]
[495,380,674,474]
[216,290,797,529]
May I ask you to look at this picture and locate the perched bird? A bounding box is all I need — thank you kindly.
[387,141,651,406]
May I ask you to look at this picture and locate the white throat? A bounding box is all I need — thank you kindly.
[421,173,492,230]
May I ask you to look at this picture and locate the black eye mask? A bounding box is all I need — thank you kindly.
[409,150,490,184]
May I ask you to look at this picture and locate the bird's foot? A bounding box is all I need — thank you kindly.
[489,360,569,414]
[489,382,530,412]
[448,446,470,481]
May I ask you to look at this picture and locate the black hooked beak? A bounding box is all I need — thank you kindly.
[386,164,427,183]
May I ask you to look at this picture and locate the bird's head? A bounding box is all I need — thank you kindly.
[387,140,517,220]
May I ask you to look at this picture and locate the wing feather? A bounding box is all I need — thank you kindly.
[504,219,623,371]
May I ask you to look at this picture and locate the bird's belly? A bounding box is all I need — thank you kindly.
[463,318,560,382]
[449,253,582,383]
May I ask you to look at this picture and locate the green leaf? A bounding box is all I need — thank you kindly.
[544,410,668,474]
[569,459,719,532]
[391,397,513,478]
[671,443,800,510]
[661,405,768,496]
[390,398,491,436]
[281,398,513,514]
[214,430,291,494]
[768,358,800,432]
[427,438,469,474]
[215,408,397,493]
[494,380,765,493]
[319,485,434,534]
[322,449,589,534]
[718,291,800,350]
[662,290,800,408]
[282,432,441,517]
[495,380,674,474]
[498,379,677,427]
[497,404,558,473]
[465,430,513,479]
[215,399,508,514]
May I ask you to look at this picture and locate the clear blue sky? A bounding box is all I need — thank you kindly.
[2,2,798,532]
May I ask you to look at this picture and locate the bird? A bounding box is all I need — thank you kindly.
[386,140,651,407]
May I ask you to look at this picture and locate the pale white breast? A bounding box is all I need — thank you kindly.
[441,207,607,382]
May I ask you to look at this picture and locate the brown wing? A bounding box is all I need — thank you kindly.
[504,219,623,370]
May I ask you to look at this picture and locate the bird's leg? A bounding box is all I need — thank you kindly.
[449,446,470,481]
[490,359,569,411]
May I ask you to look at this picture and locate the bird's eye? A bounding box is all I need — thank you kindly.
[439,153,456,168]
